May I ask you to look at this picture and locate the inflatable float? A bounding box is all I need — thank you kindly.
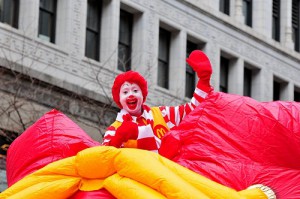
[1,91,300,198]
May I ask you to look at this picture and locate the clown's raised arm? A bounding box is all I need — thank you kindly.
[102,50,213,152]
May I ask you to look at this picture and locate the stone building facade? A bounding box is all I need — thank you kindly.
[0,0,299,191]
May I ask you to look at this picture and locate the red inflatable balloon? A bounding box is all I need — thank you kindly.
[160,92,300,199]
[6,109,100,186]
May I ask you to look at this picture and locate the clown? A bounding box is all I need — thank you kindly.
[102,50,213,152]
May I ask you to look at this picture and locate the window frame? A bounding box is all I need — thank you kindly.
[157,28,171,89]
[292,0,300,52]
[118,9,133,72]
[294,88,300,102]
[219,0,230,15]
[272,0,281,41]
[0,0,19,28]
[85,0,102,61]
[243,0,252,27]
[38,0,57,43]
[243,67,252,97]
[220,56,229,93]
[185,40,197,98]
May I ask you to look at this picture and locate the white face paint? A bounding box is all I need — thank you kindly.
[119,81,143,116]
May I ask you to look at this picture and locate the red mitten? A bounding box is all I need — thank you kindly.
[186,50,213,92]
[109,121,138,148]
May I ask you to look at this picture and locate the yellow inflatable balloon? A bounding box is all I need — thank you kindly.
[0,146,268,199]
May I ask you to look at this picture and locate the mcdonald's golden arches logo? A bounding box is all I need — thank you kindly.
[153,124,168,139]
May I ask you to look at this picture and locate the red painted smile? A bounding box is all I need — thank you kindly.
[126,97,138,110]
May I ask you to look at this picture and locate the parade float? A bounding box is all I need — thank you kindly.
[1,90,300,198]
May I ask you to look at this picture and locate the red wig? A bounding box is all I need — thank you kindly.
[112,71,148,108]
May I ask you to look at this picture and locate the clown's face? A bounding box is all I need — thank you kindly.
[119,81,143,116]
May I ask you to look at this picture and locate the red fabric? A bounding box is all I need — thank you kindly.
[160,92,300,199]
[6,109,100,187]
[186,50,212,79]
[109,121,138,147]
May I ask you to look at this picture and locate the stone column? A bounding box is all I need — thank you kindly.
[281,0,294,49]
[234,0,244,24]
[18,0,39,38]
[228,57,244,95]
[252,0,272,38]
[101,0,121,70]
[56,0,86,56]
[169,30,186,98]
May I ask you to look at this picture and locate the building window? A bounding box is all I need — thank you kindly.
[0,0,19,28]
[220,56,229,93]
[273,78,288,101]
[85,0,102,61]
[273,81,281,100]
[243,0,252,27]
[295,88,300,102]
[158,28,170,89]
[118,10,133,72]
[292,0,300,52]
[38,0,57,43]
[219,0,230,15]
[185,41,197,98]
[243,67,252,97]
[272,0,281,41]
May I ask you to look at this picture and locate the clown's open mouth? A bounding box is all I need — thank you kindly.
[126,98,137,109]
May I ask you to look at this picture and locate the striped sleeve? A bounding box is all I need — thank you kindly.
[160,81,211,128]
[102,122,121,146]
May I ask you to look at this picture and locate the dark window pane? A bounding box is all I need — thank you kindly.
[39,12,52,39]
[158,28,170,89]
[38,0,57,43]
[295,90,300,102]
[272,0,280,41]
[119,11,132,45]
[273,81,280,100]
[292,0,300,52]
[220,56,229,93]
[243,0,252,27]
[85,0,101,61]
[118,43,131,71]
[0,0,19,28]
[118,10,133,72]
[87,1,100,31]
[158,60,169,89]
[220,0,230,15]
[85,30,99,60]
[40,0,55,11]
[185,41,197,98]
[243,68,252,97]
[185,71,195,98]
[158,29,170,61]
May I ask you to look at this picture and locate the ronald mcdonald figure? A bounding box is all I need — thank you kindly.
[102,50,213,152]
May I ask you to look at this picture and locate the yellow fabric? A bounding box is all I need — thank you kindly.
[151,107,170,138]
[110,121,122,129]
[151,107,169,130]
[0,146,268,199]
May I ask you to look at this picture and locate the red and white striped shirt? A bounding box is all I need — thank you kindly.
[102,82,210,152]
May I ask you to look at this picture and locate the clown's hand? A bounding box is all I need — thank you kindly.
[186,50,213,91]
[109,121,139,148]
[186,50,212,80]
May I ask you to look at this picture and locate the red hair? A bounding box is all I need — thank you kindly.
[112,71,148,108]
